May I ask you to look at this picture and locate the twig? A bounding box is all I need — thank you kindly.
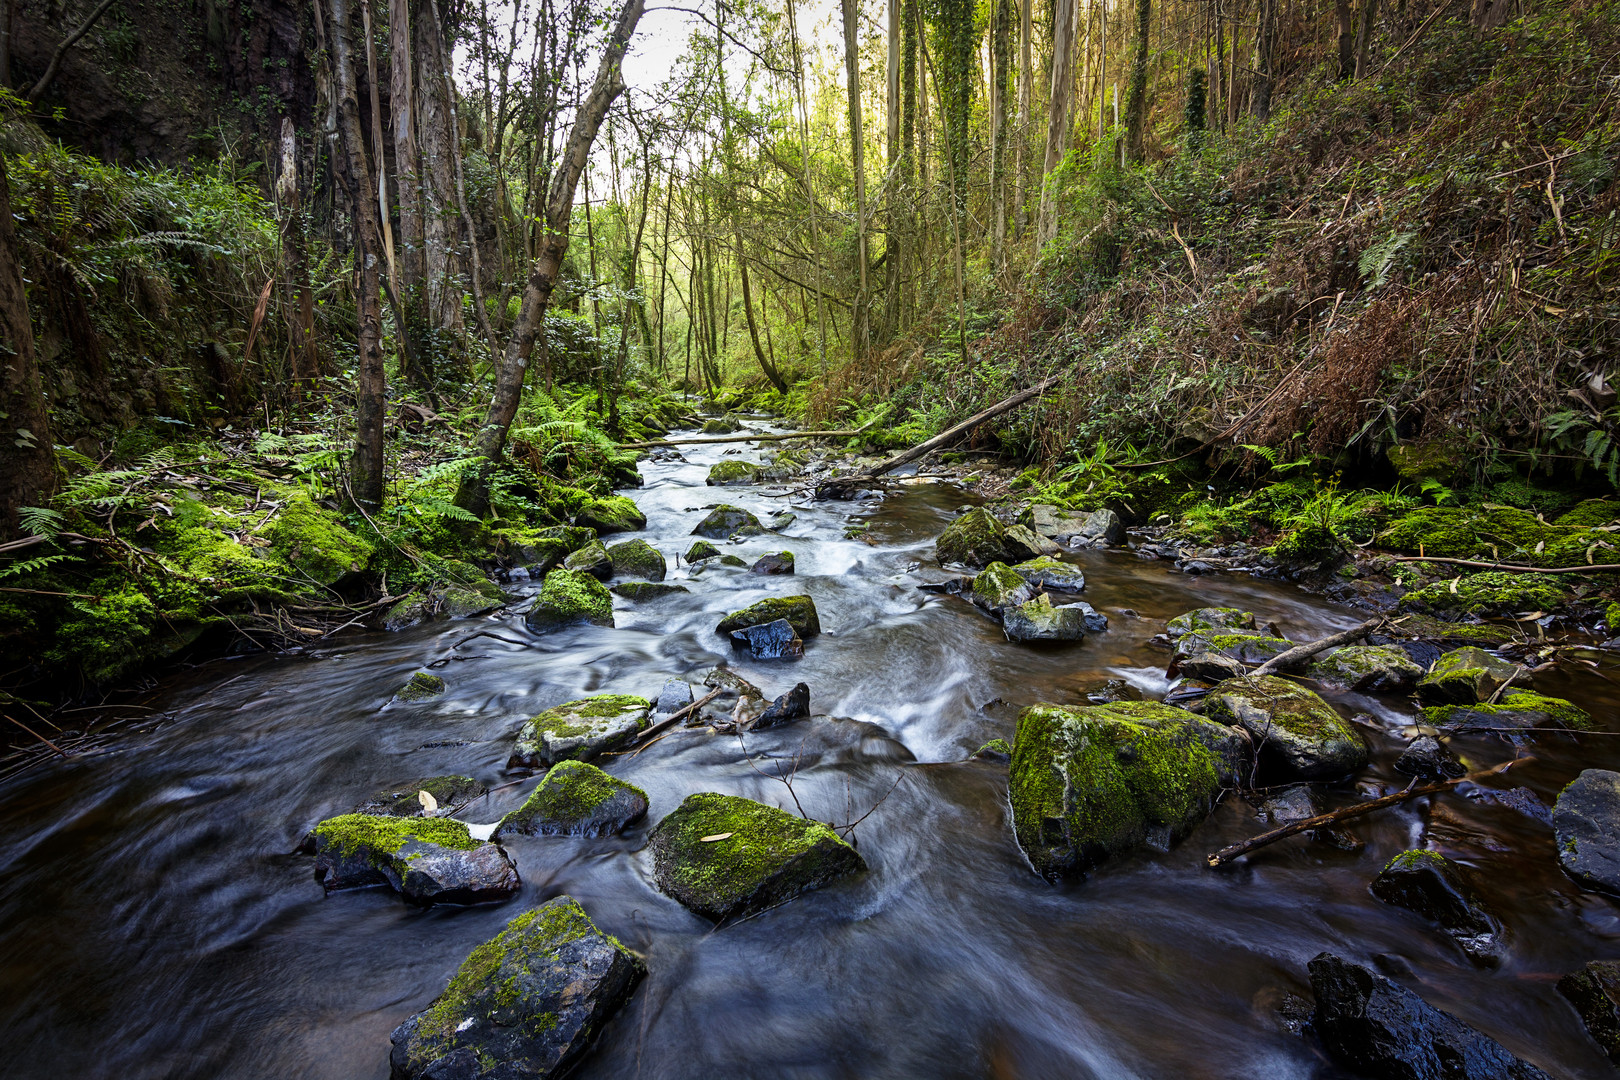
[4,715,70,757]
[1385,555,1620,574]
[621,689,723,752]
[1248,617,1387,677]
[26,0,119,101]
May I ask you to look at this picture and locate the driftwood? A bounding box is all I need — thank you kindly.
[619,688,723,749]
[1248,616,1387,677]
[1387,555,1620,574]
[1205,756,1528,867]
[619,428,869,450]
[815,374,1063,496]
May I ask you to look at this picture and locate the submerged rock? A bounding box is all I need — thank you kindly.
[1370,849,1501,959]
[706,460,762,485]
[1002,594,1091,642]
[750,551,795,575]
[1558,960,1620,1065]
[1010,555,1086,591]
[352,775,487,818]
[1203,675,1368,781]
[394,671,446,702]
[525,569,614,633]
[1424,692,1591,741]
[729,618,804,660]
[574,495,646,535]
[702,666,766,721]
[508,695,653,769]
[691,504,764,538]
[1554,769,1620,896]
[1008,700,1249,880]
[606,539,667,581]
[647,792,865,921]
[310,814,519,904]
[562,538,613,580]
[936,506,1018,568]
[753,682,811,728]
[610,581,689,601]
[389,896,645,1080]
[1395,735,1466,781]
[494,760,649,839]
[1166,606,1257,637]
[716,595,821,638]
[1307,645,1426,693]
[1307,952,1551,1079]
[1416,647,1519,705]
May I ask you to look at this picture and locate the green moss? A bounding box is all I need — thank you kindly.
[972,562,1029,609]
[691,504,764,538]
[1558,500,1620,528]
[396,671,446,701]
[1401,571,1567,616]
[936,506,1012,567]
[1424,692,1592,731]
[575,495,646,534]
[498,759,648,837]
[312,813,482,859]
[1387,440,1465,484]
[48,582,158,683]
[715,595,821,637]
[686,540,723,562]
[974,738,1013,757]
[606,539,667,581]
[532,568,613,624]
[1384,848,1449,872]
[568,693,653,719]
[1166,607,1256,637]
[650,792,858,908]
[1606,601,1620,632]
[706,460,762,485]
[1379,505,1620,569]
[263,492,373,586]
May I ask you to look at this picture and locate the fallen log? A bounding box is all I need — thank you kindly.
[1247,616,1387,677]
[619,427,870,450]
[814,374,1064,497]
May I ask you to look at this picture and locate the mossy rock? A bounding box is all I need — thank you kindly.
[1424,691,1591,738]
[525,569,614,634]
[1204,675,1368,781]
[1370,849,1499,958]
[689,554,749,572]
[494,760,649,839]
[1558,960,1620,1064]
[529,524,598,551]
[606,539,667,582]
[1174,632,1292,666]
[440,584,503,618]
[395,671,446,702]
[706,460,762,486]
[264,492,374,586]
[1011,555,1086,591]
[1002,594,1090,641]
[1009,700,1250,880]
[1380,614,1517,649]
[310,814,519,905]
[685,540,723,562]
[1379,504,1618,569]
[1401,571,1567,618]
[935,506,1017,568]
[1306,646,1426,693]
[510,537,571,576]
[1415,647,1518,705]
[574,496,646,535]
[971,562,1034,612]
[388,896,646,1080]
[508,694,652,768]
[1005,523,1062,559]
[691,504,764,538]
[1557,500,1620,528]
[1386,440,1465,485]
[562,539,613,580]
[646,792,866,922]
[973,738,1013,762]
[701,417,739,434]
[610,582,690,601]
[715,595,821,638]
[383,593,432,632]
[1166,607,1257,637]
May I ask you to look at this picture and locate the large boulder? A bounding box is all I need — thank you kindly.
[1008,700,1250,880]
[610,581,689,601]
[1173,631,1293,667]
[1416,647,1519,705]
[562,538,613,580]
[1004,523,1062,559]
[310,814,519,905]
[508,695,653,769]
[1424,692,1591,741]
[606,539,667,581]
[494,760,649,839]
[685,540,723,562]
[648,793,865,921]
[525,569,614,633]
[1011,555,1086,591]
[574,496,646,535]
[1558,960,1620,1065]
[706,460,762,485]
[1020,505,1126,546]
[936,507,1018,568]
[716,595,821,638]
[691,504,764,538]
[1166,606,1257,637]
[1369,850,1500,960]
[1203,676,1368,781]
[970,562,1035,613]
[1554,769,1620,896]
[1307,645,1427,693]
[1001,594,1092,642]
[389,896,645,1080]
[1307,953,1551,1079]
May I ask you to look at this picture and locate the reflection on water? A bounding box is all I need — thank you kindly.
[1,428,1617,1078]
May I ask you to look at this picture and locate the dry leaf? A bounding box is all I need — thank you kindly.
[699,833,733,842]
[1448,577,1460,594]
[419,790,439,813]
[1535,540,1545,554]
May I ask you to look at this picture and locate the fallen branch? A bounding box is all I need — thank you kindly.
[27,0,119,101]
[1248,617,1386,677]
[1206,755,1528,868]
[1386,555,1620,574]
[619,426,871,450]
[620,689,723,751]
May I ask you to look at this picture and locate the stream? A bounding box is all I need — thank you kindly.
[2,421,1618,1078]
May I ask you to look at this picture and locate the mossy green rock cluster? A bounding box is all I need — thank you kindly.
[1382,613,1517,649]
[1380,504,1618,569]
[610,581,689,601]
[1166,607,1256,637]
[1011,555,1086,591]
[508,694,653,768]
[1174,632,1293,666]
[971,562,1034,612]
[310,814,519,905]
[935,506,1017,568]
[1369,849,1499,959]
[702,417,739,434]
[1424,691,1591,738]
[494,760,649,839]
[574,496,646,535]
[1306,646,1426,693]
[395,671,446,702]
[263,492,374,586]
[1415,646,1518,705]
[1002,594,1090,641]
[685,540,723,562]
[691,504,764,538]
[716,595,821,638]
[562,539,613,579]
[525,569,614,633]
[1008,701,1249,880]
[1203,676,1368,781]
[606,539,667,581]
[388,896,646,1080]
[1401,571,1567,617]
[647,792,866,921]
[706,460,762,485]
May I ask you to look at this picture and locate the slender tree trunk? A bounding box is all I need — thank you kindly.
[0,153,55,538]
[881,0,901,343]
[276,118,319,404]
[455,0,645,516]
[413,0,463,338]
[1335,0,1354,78]
[1254,0,1275,117]
[1098,0,1109,140]
[1038,0,1075,243]
[899,0,918,324]
[1354,0,1377,77]
[1011,0,1032,237]
[841,0,870,359]
[787,0,828,369]
[389,0,426,307]
[989,0,1011,269]
[1124,0,1150,161]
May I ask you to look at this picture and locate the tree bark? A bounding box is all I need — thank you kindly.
[1124,0,1151,162]
[787,0,828,368]
[841,0,870,359]
[1037,0,1075,244]
[1254,0,1275,118]
[275,118,319,403]
[413,0,464,339]
[390,0,425,293]
[988,0,1011,268]
[1011,0,1032,237]
[1354,0,1378,78]
[1335,0,1355,78]
[454,0,645,517]
[0,153,56,539]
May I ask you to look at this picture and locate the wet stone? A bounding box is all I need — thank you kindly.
[562,538,613,580]
[1554,769,1620,896]
[750,551,795,575]
[716,595,821,638]
[753,682,811,728]
[1457,783,1551,824]
[730,618,804,660]
[653,678,695,717]
[692,504,764,538]
[310,814,519,905]
[610,581,689,601]
[1558,960,1620,1065]
[1395,735,1466,781]
[1166,606,1257,637]
[1369,849,1501,960]
[1004,523,1062,559]
[1416,646,1519,705]
[1203,675,1368,782]
[394,671,445,702]
[973,738,1013,763]
[508,695,653,769]
[1001,594,1090,641]
[493,760,649,839]
[685,540,723,562]
[1307,645,1427,694]
[1011,555,1086,592]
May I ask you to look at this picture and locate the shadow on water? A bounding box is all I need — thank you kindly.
[2,426,1618,1078]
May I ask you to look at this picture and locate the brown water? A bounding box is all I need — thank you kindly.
[1,427,1617,1079]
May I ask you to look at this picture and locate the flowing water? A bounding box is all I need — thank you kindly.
[2,423,1618,1079]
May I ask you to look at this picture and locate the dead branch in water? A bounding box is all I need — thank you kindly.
[1248,616,1387,677]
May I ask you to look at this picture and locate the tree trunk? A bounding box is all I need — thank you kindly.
[275,118,319,404]
[841,0,870,359]
[1124,0,1151,161]
[1354,0,1378,77]
[328,0,387,513]
[1011,0,1032,237]
[413,0,464,339]
[454,0,645,516]
[880,0,901,343]
[988,0,1011,269]
[1335,0,1354,78]
[1254,0,1275,118]
[788,0,828,368]
[1037,0,1075,244]
[0,153,56,538]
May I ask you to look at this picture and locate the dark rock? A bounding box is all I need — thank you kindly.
[1256,785,1317,824]
[1166,607,1257,637]
[562,538,613,580]
[653,678,694,717]
[389,896,645,1080]
[750,551,795,574]
[1416,647,1519,705]
[691,504,764,538]
[493,760,649,839]
[1163,679,1214,708]
[1424,692,1591,742]
[973,738,1012,763]
[716,595,821,638]
[685,540,723,562]
[935,506,1018,568]
[352,775,487,818]
[1083,678,1140,705]
[1307,952,1551,1079]
[1370,850,1501,959]
[701,666,766,722]
[1203,675,1369,781]
[508,695,652,769]
[1001,594,1094,641]
[310,815,519,905]
[1011,555,1086,591]
[1396,736,1466,781]
[1172,630,1293,667]
[647,792,866,921]
[606,539,667,581]
[1558,960,1620,1064]
[729,618,805,660]
[690,553,749,571]
[1457,783,1551,824]
[1177,653,1248,682]
[394,671,446,702]
[753,682,810,728]
[610,581,689,601]
[1555,769,1620,896]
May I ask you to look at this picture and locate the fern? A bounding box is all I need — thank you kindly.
[0,553,74,582]
[18,505,64,537]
